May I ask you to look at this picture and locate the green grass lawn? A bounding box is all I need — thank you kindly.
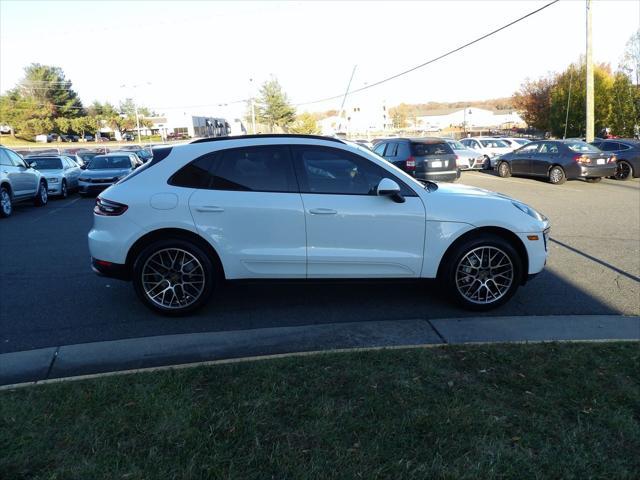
[1,343,638,479]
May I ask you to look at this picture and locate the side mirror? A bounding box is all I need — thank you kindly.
[80,164,87,170]
[377,178,405,203]
[28,161,37,168]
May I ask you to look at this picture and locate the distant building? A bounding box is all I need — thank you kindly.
[413,107,525,132]
[321,100,393,136]
[141,113,231,139]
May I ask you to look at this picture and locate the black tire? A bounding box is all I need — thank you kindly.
[132,238,217,316]
[497,161,511,178]
[614,160,633,181]
[60,180,68,198]
[548,166,566,185]
[440,234,523,311]
[0,186,12,218]
[33,180,48,206]
[585,177,602,183]
[482,155,492,170]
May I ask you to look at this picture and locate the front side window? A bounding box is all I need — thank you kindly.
[293,146,414,196]
[539,143,559,154]
[519,143,540,154]
[567,142,599,153]
[373,143,386,156]
[5,150,27,167]
[212,146,295,192]
[0,150,12,166]
[385,143,398,157]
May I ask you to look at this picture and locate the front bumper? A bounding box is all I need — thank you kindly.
[46,182,63,195]
[79,181,113,195]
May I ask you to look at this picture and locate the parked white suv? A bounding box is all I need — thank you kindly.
[88,135,550,315]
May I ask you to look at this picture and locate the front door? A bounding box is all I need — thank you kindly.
[188,145,307,279]
[511,142,539,175]
[531,142,559,176]
[292,145,426,278]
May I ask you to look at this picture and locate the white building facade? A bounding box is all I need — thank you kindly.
[414,107,526,132]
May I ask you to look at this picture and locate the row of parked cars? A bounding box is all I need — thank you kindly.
[0,145,153,218]
[358,135,639,185]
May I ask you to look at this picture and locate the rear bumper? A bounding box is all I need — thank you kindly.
[578,164,616,178]
[415,169,460,183]
[91,257,130,280]
[79,182,112,195]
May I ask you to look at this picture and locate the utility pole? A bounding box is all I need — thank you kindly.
[585,0,594,142]
[249,78,256,134]
[337,65,357,135]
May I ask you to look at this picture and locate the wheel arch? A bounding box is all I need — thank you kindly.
[125,228,226,279]
[436,226,529,284]
[0,181,12,198]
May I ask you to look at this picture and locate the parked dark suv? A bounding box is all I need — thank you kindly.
[372,138,459,182]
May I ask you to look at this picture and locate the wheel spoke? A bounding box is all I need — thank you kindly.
[455,246,514,305]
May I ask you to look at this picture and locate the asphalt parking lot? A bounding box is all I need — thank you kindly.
[1,171,638,354]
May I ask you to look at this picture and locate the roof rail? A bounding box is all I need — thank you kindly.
[190,134,345,144]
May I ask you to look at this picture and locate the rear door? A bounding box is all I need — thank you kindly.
[63,156,81,187]
[188,145,307,279]
[292,145,426,278]
[531,142,559,176]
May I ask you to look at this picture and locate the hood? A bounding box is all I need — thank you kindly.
[455,149,482,159]
[434,182,514,200]
[82,168,131,178]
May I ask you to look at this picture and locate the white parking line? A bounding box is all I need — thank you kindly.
[30,196,82,223]
[465,174,582,192]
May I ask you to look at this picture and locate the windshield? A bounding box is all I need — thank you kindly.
[448,141,466,150]
[30,157,62,169]
[88,156,131,169]
[567,142,600,153]
[480,139,509,148]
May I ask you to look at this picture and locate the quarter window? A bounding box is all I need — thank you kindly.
[600,142,620,152]
[373,143,386,156]
[169,153,217,188]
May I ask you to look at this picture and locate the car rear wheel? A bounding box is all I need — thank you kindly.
[132,238,216,316]
[441,234,523,310]
[614,160,633,181]
[585,177,602,183]
[482,156,492,170]
[497,161,511,178]
[0,186,12,218]
[548,166,566,185]
[34,180,48,206]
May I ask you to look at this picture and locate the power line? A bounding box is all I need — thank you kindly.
[293,0,561,107]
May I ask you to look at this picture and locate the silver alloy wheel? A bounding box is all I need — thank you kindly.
[499,162,509,177]
[141,248,206,309]
[455,246,514,305]
[549,167,563,184]
[39,183,48,203]
[61,181,67,198]
[1,189,11,215]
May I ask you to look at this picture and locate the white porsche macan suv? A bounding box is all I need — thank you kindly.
[88,135,550,315]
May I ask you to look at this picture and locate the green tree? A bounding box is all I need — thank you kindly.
[609,71,640,137]
[289,112,320,134]
[512,76,554,131]
[549,62,613,138]
[255,79,296,132]
[71,116,99,138]
[389,103,410,128]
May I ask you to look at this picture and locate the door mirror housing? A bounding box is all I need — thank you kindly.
[377,178,405,203]
[28,161,37,168]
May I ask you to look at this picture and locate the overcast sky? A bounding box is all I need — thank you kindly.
[1,0,638,119]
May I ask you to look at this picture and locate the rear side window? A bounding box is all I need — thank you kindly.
[385,143,398,157]
[599,142,620,152]
[567,142,599,153]
[169,154,216,188]
[411,142,453,156]
[212,146,296,192]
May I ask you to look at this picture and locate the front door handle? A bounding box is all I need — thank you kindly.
[195,206,224,213]
[309,208,337,215]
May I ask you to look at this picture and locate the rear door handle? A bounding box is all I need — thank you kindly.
[195,206,224,213]
[309,208,337,215]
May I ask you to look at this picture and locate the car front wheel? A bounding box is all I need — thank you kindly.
[497,161,511,178]
[614,160,633,181]
[132,238,216,316]
[34,180,48,206]
[441,234,523,310]
[0,186,12,218]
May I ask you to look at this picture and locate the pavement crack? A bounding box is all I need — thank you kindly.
[45,347,59,380]
[426,319,448,344]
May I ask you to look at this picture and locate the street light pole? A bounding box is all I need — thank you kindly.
[585,0,594,142]
[249,78,256,134]
[135,103,141,144]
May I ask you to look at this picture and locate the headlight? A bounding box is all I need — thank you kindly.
[512,201,546,222]
[47,177,59,183]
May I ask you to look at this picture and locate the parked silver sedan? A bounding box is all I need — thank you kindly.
[445,140,485,170]
[25,155,81,198]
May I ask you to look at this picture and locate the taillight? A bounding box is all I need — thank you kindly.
[608,155,617,163]
[94,197,128,216]
[406,156,416,171]
[573,155,590,165]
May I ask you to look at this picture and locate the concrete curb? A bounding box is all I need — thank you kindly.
[1,315,638,388]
